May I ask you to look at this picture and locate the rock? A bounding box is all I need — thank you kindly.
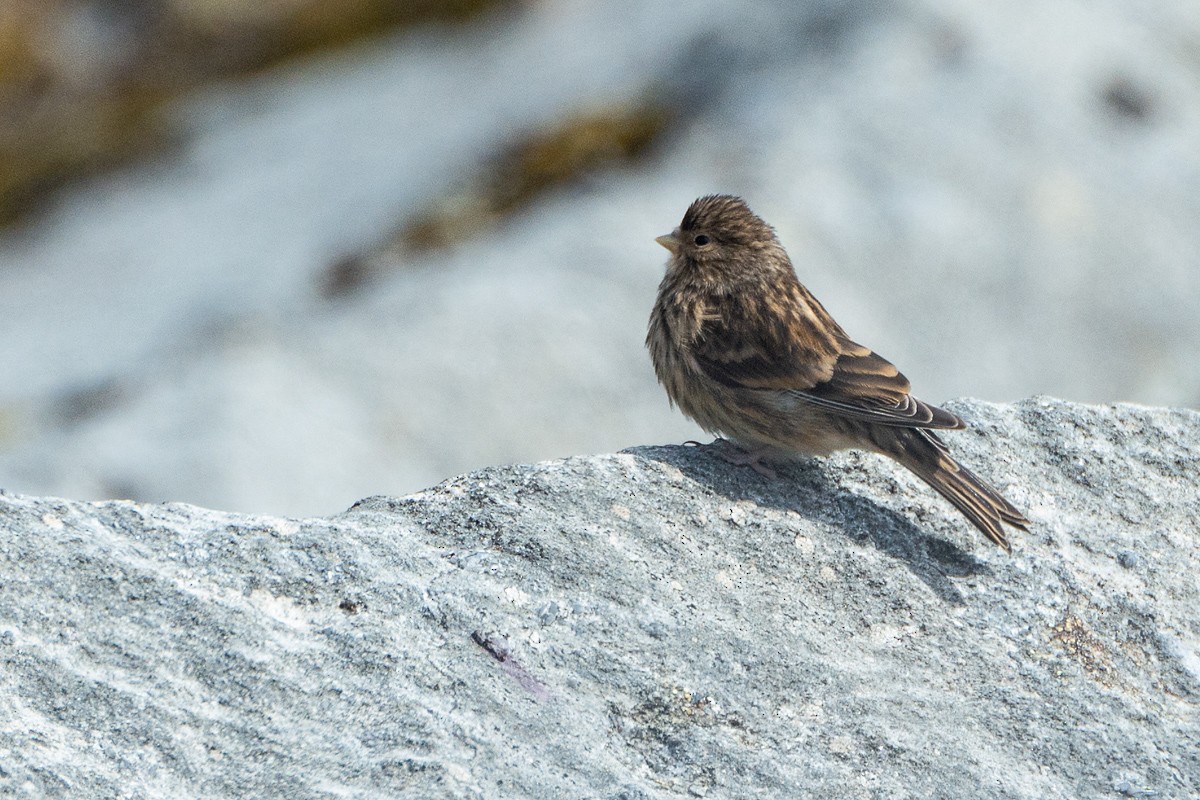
[5,1,1200,517]
[0,398,1196,798]
[0,0,517,223]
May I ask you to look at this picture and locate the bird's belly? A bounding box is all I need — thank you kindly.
[674,378,854,458]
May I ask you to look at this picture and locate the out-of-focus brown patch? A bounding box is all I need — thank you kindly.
[319,252,381,300]
[317,100,674,298]
[0,0,518,225]
[0,86,170,225]
[400,102,673,253]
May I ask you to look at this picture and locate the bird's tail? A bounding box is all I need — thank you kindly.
[876,428,1029,551]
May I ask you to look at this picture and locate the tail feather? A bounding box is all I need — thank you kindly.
[880,429,1029,551]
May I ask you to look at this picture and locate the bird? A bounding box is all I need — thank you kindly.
[646,194,1029,550]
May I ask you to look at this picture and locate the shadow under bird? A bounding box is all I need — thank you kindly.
[647,194,1029,550]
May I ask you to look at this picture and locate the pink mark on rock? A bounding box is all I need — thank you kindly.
[471,629,552,703]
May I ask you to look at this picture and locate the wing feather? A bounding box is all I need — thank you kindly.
[692,282,964,430]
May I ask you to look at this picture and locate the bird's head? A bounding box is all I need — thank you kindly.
[656,195,786,281]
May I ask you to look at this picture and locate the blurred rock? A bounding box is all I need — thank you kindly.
[397,101,672,256]
[324,99,674,296]
[1,0,1199,517]
[0,398,1196,797]
[0,0,516,222]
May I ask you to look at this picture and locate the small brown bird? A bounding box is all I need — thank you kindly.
[647,195,1029,550]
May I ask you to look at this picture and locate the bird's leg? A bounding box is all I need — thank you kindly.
[707,438,778,479]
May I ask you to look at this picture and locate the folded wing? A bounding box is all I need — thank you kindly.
[692,282,965,430]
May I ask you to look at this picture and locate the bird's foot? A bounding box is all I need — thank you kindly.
[708,439,777,479]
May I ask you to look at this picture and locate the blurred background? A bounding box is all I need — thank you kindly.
[0,0,1197,517]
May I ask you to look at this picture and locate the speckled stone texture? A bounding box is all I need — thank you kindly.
[0,398,1196,798]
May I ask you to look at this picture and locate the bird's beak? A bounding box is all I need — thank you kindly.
[655,229,681,254]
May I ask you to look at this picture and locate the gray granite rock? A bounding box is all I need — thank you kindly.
[4,0,1200,517]
[0,398,1196,798]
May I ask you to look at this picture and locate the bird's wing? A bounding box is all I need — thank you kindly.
[692,283,965,430]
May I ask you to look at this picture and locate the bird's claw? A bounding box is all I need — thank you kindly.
[705,439,778,479]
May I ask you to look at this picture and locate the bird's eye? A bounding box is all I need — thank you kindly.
[693,234,711,246]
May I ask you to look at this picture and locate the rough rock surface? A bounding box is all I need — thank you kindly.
[4,1,1200,516]
[1,398,1197,799]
